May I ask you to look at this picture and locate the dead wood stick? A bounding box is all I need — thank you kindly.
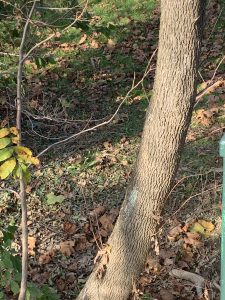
[170,268,206,298]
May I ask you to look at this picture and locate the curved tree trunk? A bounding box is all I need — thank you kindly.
[77,1,205,299]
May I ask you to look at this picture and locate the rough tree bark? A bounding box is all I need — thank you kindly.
[77,1,205,299]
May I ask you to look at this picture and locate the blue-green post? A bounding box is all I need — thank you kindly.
[220,134,225,299]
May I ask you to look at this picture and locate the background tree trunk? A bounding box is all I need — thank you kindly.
[77,1,205,299]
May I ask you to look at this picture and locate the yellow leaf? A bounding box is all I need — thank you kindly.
[0,137,11,149]
[0,128,10,138]
[198,220,215,232]
[9,127,19,136]
[14,146,32,156]
[190,220,214,238]
[0,158,17,179]
[11,136,19,144]
[17,154,40,166]
[190,222,205,235]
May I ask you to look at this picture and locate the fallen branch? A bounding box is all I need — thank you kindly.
[170,268,206,299]
[195,78,224,105]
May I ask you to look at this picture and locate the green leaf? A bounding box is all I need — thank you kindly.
[46,193,65,205]
[47,56,56,65]
[0,138,11,150]
[40,285,59,300]
[0,158,17,179]
[2,251,13,269]
[0,291,5,299]
[14,271,22,281]
[35,57,47,69]
[10,280,20,295]
[27,282,43,299]
[11,256,22,273]
[0,147,14,162]
[12,164,20,179]
[12,164,31,183]
[25,290,31,300]
[20,163,31,184]
[0,128,10,138]
[4,270,11,280]
[2,225,17,244]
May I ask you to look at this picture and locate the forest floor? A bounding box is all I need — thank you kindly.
[0,0,225,299]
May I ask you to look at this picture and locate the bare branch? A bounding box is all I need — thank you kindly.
[21,1,88,63]
[0,188,20,199]
[36,6,78,11]
[37,49,157,158]
[210,53,225,82]
[0,52,19,57]
[195,78,224,106]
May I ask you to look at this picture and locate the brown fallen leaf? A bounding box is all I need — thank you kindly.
[94,244,112,279]
[145,256,161,274]
[99,228,109,238]
[56,277,66,292]
[38,250,55,265]
[183,232,203,247]
[60,241,75,256]
[67,262,78,272]
[195,109,216,126]
[83,223,90,234]
[89,205,106,217]
[91,39,99,49]
[109,207,119,221]
[138,274,152,286]
[168,225,183,241]
[28,236,36,256]
[74,234,92,251]
[78,34,87,45]
[99,214,114,233]
[63,221,77,235]
[160,288,174,300]
[107,38,116,49]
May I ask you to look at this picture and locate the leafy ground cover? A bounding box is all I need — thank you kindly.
[0,0,225,299]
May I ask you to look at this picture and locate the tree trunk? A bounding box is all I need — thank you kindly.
[77,1,205,299]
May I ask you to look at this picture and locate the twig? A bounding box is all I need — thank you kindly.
[37,49,157,158]
[172,185,221,217]
[0,52,19,57]
[17,1,37,300]
[36,6,78,10]
[206,7,224,43]
[195,78,224,106]
[210,54,225,82]
[21,1,88,63]
[0,188,20,199]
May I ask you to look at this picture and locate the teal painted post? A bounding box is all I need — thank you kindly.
[220,134,225,300]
